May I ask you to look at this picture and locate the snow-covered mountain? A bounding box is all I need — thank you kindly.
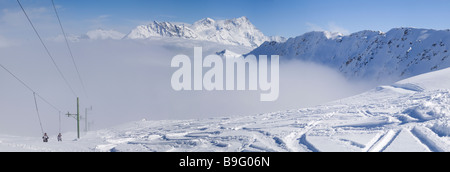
[124,16,286,47]
[250,28,450,81]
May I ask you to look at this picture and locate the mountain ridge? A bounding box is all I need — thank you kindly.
[250,27,450,82]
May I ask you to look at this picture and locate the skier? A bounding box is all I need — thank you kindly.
[42,133,49,143]
[57,133,62,142]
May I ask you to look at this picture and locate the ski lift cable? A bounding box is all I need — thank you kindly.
[33,92,45,135]
[16,0,78,98]
[59,111,62,133]
[51,0,89,98]
[1,62,63,135]
[0,63,62,113]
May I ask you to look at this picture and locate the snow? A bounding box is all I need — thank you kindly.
[431,121,450,137]
[1,67,450,152]
[395,66,450,90]
[323,31,344,40]
[383,129,430,152]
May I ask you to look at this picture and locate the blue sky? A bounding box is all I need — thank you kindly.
[2,0,450,38]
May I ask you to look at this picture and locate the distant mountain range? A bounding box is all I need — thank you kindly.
[71,16,285,48]
[124,16,285,47]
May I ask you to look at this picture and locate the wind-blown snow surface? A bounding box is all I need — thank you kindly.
[2,68,450,152]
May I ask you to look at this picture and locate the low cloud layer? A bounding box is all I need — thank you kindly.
[0,38,377,136]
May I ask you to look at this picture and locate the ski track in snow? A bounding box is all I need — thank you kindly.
[2,70,450,152]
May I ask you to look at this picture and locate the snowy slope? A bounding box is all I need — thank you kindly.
[2,68,450,152]
[250,28,450,81]
[124,17,286,47]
